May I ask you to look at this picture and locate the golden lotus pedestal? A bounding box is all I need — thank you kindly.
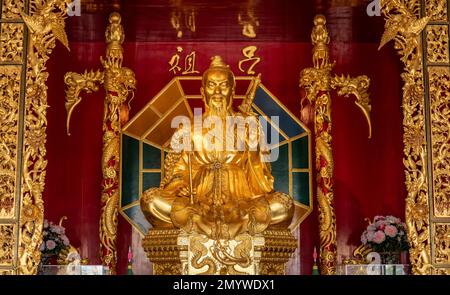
[142,228,297,275]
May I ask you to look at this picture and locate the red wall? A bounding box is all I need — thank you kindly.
[331,43,406,262]
[44,40,405,274]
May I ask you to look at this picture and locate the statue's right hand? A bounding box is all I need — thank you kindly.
[178,186,196,198]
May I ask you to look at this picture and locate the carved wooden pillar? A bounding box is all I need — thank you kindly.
[64,12,136,274]
[299,14,372,275]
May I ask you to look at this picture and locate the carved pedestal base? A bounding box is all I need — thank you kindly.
[142,228,297,275]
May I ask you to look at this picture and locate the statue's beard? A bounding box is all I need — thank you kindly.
[207,97,230,118]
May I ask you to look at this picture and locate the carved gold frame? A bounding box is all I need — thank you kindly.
[1,0,448,275]
[0,0,71,274]
[379,0,449,274]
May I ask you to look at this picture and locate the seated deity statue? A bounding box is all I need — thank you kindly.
[140,56,294,240]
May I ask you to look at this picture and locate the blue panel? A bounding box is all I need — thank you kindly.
[143,143,161,169]
[142,173,161,192]
[270,143,289,194]
[292,136,309,169]
[253,87,305,137]
[121,135,140,207]
[293,172,310,206]
[123,205,151,234]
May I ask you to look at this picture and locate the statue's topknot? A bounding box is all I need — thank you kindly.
[209,56,228,69]
[202,56,235,89]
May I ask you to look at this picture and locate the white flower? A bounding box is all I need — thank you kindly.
[386,215,400,224]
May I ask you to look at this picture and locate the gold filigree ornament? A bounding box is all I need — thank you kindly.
[299,14,372,275]
[64,12,136,274]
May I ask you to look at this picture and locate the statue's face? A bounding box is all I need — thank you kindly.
[202,69,233,112]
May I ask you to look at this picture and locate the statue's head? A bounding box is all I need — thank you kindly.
[201,56,235,115]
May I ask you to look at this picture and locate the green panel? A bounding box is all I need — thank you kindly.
[293,172,310,206]
[270,143,289,194]
[142,172,161,192]
[121,135,140,207]
[292,136,309,169]
[143,143,161,169]
[123,205,151,234]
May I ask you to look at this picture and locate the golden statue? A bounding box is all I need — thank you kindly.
[140,56,294,241]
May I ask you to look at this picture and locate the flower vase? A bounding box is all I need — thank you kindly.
[379,251,400,264]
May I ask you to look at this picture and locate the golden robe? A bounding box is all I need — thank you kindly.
[140,113,294,239]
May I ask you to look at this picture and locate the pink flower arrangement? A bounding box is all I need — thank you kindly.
[360,215,409,252]
[40,219,70,257]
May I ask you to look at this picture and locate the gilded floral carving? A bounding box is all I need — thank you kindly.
[0,66,21,219]
[0,224,15,266]
[380,0,433,274]
[433,224,450,265]
[16,0,71,274]
[425,0,448,21]
[382,0,450,274]
[429,67,450,218]
[1,0,25,19]
[426,25,449,63]
[0,23,24,62]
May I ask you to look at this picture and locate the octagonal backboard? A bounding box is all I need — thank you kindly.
[120,77,312,235]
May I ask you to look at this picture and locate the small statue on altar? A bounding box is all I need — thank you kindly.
[140,56,294,240]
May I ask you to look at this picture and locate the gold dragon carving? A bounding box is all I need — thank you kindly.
[211,236,252,275]
[1,0,70,274]
[189,235,253,275]
[190,236,217,275]
[226,236,252,274]
[64,12,136,274]
[299,14,371,275]
[379,0,449,274]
